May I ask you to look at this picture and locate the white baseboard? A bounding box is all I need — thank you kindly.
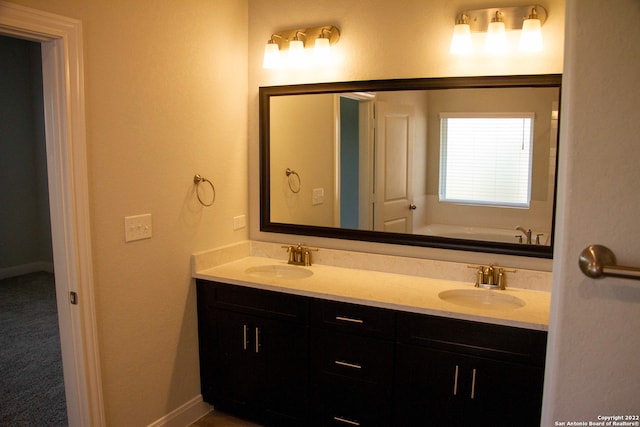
[0,262,54,280]
[147,395,212,427]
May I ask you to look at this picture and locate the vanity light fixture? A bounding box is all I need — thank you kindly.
[263,37,282,69]
[519,7,544,52]
[450,13,472,55]
[288,31,306,67]
[449,5,548,55]
[262,25,340,69]
[485,11,507,53]
[314,29,332,62]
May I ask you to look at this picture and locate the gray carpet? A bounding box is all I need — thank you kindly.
[0,272,68,426]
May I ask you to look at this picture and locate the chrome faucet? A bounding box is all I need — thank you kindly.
[515,226,532,244]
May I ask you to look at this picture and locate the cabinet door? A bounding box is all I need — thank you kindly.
[205,309,265,414]
[205,308,308,425]
[466,355,544,427]
[395,344,465,427]
[395,344,544,427]
[259,314,309,425]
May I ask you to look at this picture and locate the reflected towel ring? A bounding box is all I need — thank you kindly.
[286,168,301,193]
[193,174,216,207]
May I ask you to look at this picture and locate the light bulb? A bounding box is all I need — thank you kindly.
[262,41,281,69]
[519,17,543,52]
[450,23,472,55]
[288,38,305,67]
[314,36,331,62]
[485,19,506,54]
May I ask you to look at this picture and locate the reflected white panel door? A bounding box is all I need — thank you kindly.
[374,102,415,233]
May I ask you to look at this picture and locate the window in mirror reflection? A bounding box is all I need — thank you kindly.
[439,113,534,208]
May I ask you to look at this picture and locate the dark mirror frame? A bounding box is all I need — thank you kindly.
[260,74,561,258]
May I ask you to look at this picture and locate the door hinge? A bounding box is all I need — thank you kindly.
[70,291,78,305]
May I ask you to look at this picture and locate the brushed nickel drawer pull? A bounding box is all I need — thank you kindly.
[335,315,364,324]
[470,368,477,399]
[333,416,361,426]
[453,364,459,396]
[334,360,362,369]
[255,327,260,353]
[243,324,248,351]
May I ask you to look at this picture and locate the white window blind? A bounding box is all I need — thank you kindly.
[439,113,534,208]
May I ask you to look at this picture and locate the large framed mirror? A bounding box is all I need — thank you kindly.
[260,74,561,258]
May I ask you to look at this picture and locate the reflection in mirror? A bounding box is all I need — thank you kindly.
[261,75,561,258]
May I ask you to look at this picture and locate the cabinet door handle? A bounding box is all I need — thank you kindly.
[470,368,477,399]
[243,324,248,351]
[334,360,362,369]
[335,315,364,324]
[333,416,361,426]
[453,364,459,396]
[255,327,260,353]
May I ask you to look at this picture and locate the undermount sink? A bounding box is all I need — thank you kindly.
[245,264,313,280]
[438,289,525,310]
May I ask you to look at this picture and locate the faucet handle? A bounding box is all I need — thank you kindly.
[497,268,506,289]
[475,267,484,287]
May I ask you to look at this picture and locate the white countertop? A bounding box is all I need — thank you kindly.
[193,256,550,331]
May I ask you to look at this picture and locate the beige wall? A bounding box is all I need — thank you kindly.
[270,94,335,226]
[249,0,565,267]
[5,0,248,425]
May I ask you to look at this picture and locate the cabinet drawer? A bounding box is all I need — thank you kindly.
[311,329,394,384]
[197,280,308,322]
[310,299,395,339]
[312,374,392,426]
[397,312,547,366]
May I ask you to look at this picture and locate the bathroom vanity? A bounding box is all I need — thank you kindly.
[194,255,550,427]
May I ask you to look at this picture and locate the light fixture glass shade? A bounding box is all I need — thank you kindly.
[288,39,305,67]
[519,18,543,52]
[262,42,281,69]
[450,23,472,55]
[314,36,331,62]
[485,20,506,54]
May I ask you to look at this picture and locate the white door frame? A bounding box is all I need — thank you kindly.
[0,2,105,426]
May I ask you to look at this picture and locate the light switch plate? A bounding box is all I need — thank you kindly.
[124,214,152,242]
[312,188,324,205]
[233,214,246,230]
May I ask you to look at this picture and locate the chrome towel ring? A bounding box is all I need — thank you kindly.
[193,174,216,207]
[286,168,301,193]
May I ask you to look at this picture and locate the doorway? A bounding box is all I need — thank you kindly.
[336,93,375,230]
[0,34,67,424]
[335,93,415,233]
[0,2,104,425]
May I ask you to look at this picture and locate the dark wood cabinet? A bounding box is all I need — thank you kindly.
[196,279,547,427]
[309,300,396,426]
[196,280,309,426]
[394,312,547,427]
